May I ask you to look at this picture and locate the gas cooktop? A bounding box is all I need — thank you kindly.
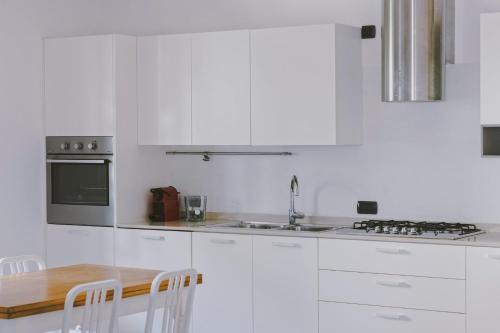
[336,220,485,240]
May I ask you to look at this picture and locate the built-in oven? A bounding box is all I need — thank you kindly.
[46,136,114,227]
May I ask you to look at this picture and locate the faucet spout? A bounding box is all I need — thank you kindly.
[289,175,305,225]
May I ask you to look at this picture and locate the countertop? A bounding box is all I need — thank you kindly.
[117,213,500,248]
[0,264,202,319]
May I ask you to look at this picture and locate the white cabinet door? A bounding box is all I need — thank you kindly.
[46,225,114,268]
[138,35,192,145]
[115,228,192,333]
[115,228,191,271]
[44,35,114,136]
[251,24,362,145]
[467,246,500,333]
[481,13,500,125]
[192,233,252,333]
[191,30,251,145]
[253,236,318,333]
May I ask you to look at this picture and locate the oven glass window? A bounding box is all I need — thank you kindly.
[51,163,109,206]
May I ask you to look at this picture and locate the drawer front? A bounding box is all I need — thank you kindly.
[319,270,465,313]
[320,302,465,333]
[115,228,191,271]
[319,239,465,278]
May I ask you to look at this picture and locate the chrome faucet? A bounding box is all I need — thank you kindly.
[289,175,305,225]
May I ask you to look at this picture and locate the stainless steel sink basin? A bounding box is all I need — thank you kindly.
[277,225,334,232]
[218,221,284,230]
[208,221,334,232]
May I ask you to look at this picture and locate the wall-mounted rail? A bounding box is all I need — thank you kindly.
[165,151,292,162]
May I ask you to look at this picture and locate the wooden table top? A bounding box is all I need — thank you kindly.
[0,264,202,319]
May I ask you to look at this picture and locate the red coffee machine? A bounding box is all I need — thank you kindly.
[149,186,180,222]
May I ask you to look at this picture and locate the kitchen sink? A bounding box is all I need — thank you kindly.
[209,221,334,232]
[216,221,284,230]
[276,225,334,232]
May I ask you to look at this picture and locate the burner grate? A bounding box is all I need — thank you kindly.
[353,220,479,236]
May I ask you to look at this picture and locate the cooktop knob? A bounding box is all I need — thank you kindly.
[374,226,382,233]
[400,227,408,235]
[383,226,391,234]
[87,142,98,150]
[60,142,70,150]
[73,142,84,150]
[410,227,419,235]
[391,226,400,234]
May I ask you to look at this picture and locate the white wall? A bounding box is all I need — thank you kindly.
[0,0,115,257]
[2,0,500,257]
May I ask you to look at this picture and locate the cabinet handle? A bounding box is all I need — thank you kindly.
[142,235,166,241]
[272,242,301,248]
[376,248,408,255]
[375,313,409,321]
[376,280,410,288]
[210,239,236,245]
[68,230,89,236]
[487,254,500,260]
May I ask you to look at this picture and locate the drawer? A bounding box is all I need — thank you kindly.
[319,302,465,333]
[319,239,465,278]
[115,228,191,271]
[319,270,465,313]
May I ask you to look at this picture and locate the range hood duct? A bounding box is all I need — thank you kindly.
[382,0,455,102]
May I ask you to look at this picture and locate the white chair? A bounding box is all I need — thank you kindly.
[0,255,46,276]
[62,279,122,333]
[144,269,198,333]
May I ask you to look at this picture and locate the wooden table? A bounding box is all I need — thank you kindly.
[0,264,202,333]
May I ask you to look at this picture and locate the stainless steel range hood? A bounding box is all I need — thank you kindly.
[382,0,455,102]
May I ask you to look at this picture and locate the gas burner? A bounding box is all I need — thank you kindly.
[337,220,485,240]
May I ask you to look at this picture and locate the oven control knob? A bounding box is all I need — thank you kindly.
[73,142,84,150]
[60,142,70,151]
[87,142,98,150]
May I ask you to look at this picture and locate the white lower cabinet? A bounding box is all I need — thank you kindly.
[115,228,191,270]
[46,224,114,268]
[253,235,318,333]
[320,302,465,333]
[192,233,252,333]
[467,246,500,333]
[115,228,192,333]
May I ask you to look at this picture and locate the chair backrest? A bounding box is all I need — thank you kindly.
[62,279,122,333]
[0,255,46,276]
[144,269,198,333]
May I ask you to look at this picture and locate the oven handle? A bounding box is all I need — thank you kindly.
[46,159,110,164]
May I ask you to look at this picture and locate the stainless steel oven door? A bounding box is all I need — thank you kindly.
[46,155,114,226]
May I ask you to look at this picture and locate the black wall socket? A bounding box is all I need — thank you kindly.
[357,201,378,215]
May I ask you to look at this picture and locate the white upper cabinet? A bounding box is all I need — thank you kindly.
[137,35,192,145]
[481,13,500,125]
[250,24,362,145]
[44,35,115,136]
[191,30,251,145]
